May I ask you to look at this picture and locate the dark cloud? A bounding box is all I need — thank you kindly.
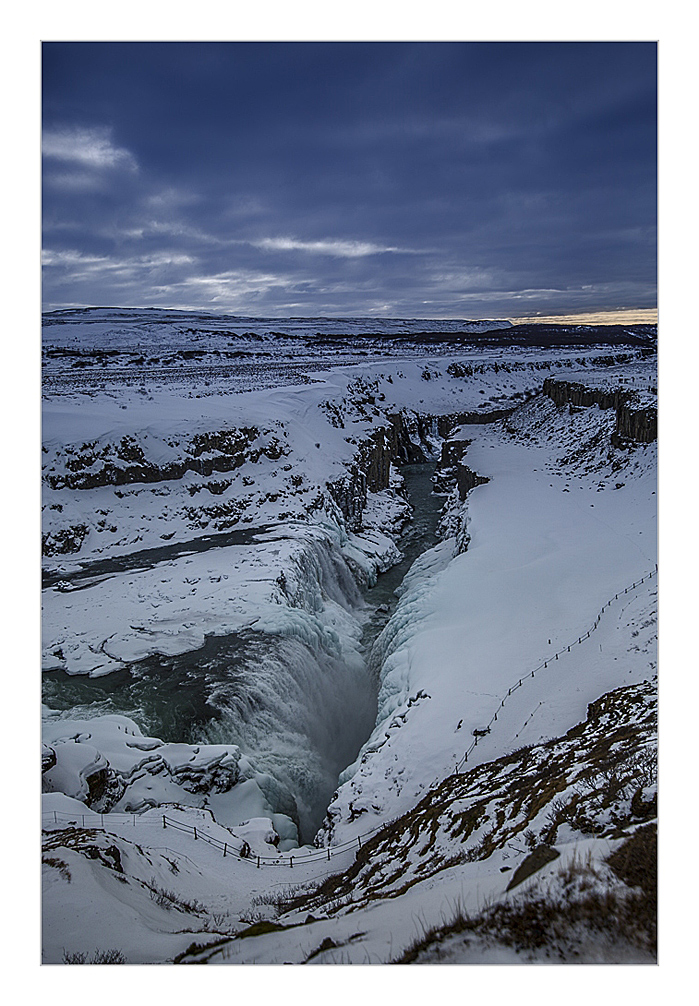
[42,42,656,317]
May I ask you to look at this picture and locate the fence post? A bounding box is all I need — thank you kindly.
[162,815,166,829]
[82,815,85,828]
[327,848,331,861]
[290,857,293,868]
[358,836,362,848]
[54,811,57,824]
[223,843,227,858]
[257,856,260,869]
[193,827,197,840]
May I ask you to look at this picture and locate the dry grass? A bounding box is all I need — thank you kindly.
[288,679,656,920]
[395,832,656,963]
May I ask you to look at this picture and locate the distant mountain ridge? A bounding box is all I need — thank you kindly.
[42,307,513,334]
[42,308,656,352]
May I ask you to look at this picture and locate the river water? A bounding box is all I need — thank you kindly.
[42,462,444,840]
[360,463,444,653]
[42,524,274,590]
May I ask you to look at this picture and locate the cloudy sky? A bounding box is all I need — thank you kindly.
[42,42,657,320]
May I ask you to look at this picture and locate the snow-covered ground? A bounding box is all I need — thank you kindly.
[326,395,656,846]
[41,309,657,964]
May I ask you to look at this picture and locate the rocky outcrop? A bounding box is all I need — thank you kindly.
[543,378,657,445]
[384,408,511,463]
[435,408,514,436]
[165,754,241,795]
[614,401,657,444]
[41,737,121,810]
[543,378,627,412]
[439,437,470,470]
[326,427,393,530]
[42,524,89,556]
[385,413,438,463]
[328,413,434,529]
[42,717,246,816]
[328,409,506,528]
[456,465,490,501]
[42,744,57,773]
[433,431,492,500]
[44,428,288,491]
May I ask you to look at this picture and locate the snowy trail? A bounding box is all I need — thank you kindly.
[42,806,384,882]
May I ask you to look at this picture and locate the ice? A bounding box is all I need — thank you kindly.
[41,310,657,963]
[324,388,657,845]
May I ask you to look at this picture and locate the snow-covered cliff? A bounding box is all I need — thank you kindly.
[42,311,657,963]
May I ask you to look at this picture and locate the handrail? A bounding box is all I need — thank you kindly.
[41,807,389,872]
[42,566,656,875]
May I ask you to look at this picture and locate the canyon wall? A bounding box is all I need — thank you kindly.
[542,378,657,445]
[327,408,508,529]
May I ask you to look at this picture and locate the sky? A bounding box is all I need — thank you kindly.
[42,41,657,320]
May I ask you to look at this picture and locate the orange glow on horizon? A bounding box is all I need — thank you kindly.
[509,309,657,326]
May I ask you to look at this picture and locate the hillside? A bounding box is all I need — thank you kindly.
[41,312,657,964]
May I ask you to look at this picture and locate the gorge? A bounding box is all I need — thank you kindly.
[42,311,657,964]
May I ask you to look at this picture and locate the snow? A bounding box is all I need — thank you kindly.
[327,398,656,842]
[40,309,657,964]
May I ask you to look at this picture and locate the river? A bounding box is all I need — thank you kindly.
[42,462,444,840]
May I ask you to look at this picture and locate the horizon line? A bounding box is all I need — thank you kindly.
[41,305,658,326]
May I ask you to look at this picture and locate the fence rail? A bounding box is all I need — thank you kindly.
[453,565,657,773]
[41,807,390,872]
[43,566,657,874]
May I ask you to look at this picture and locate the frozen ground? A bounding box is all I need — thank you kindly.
[41,309,657,964]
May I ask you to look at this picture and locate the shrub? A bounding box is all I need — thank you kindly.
[62,948,126,964]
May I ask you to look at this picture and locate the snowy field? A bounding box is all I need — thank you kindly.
[41,309,657,965]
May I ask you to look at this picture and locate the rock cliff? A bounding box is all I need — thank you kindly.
[542,378,656,445]
[44,428,288,492]
[327,408,507,529]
